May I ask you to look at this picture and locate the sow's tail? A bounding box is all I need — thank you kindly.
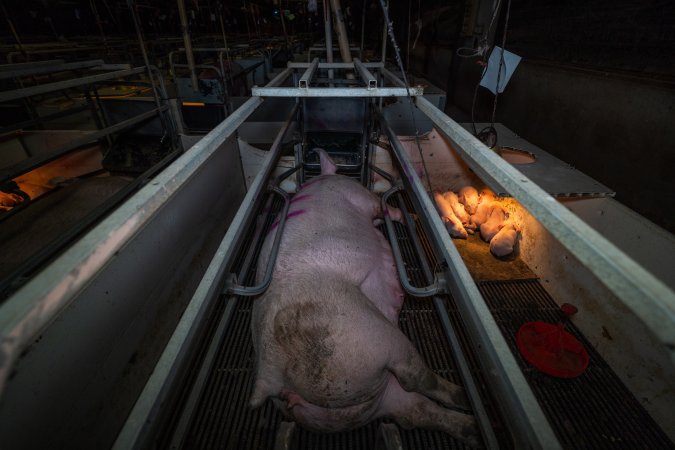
[314,148,337,175]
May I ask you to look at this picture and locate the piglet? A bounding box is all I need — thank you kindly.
[434,193,468,239]
[490,222,518,257]
[458,186,479,215]
[480,203,508,242]
[442,191,471,225]
[470,188,496,229]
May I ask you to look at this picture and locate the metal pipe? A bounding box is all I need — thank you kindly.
[323,0,335,81]
[278,2,289,46]
[0,67,145,103]
[288,61,383,69]
[0,104,89,135]
[353,58,377,89]
[298,57,319,88]
[1,3,27,61]
[329,0,354,79]
[90,0,110,55]
[0,60,104,80]
[381,184,446,297]
[381,0,389,63]
[0,59,64,71]
[127,0,169,131]
[360,0,366,53]
[252,85,423,97]
[225,186,290,296]
[176,0,199,92]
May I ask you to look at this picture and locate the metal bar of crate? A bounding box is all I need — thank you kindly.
[298,57,319,89]
[353,58,377,89]
[252,86,423,97]
[0,67,146,103]
[0,59,105,80]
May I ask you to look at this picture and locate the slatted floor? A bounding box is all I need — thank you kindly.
[156,187,673,450]
[477,279,674,450]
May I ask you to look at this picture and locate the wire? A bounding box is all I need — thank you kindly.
[490,0,512,128]
[469,0,512,148]
[378,0,434,193]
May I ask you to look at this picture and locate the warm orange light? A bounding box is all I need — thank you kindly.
[0,191,24,211]
[13,147,103,201]
[182,102,206,107]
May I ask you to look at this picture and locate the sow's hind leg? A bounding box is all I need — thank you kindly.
[377,376,482,448]
[378,330,482,447]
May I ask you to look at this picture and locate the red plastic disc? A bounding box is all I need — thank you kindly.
[516,321,589,378]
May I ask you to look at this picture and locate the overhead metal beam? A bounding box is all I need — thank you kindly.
[0,67,145,103]
[288,61,384,69]
[252,86,423,97]
[414,96,675,365]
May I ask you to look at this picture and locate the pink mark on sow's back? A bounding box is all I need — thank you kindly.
[290,193,312,204]
[268,209,307,233]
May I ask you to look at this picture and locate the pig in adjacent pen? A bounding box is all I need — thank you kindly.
[250,150,481,447]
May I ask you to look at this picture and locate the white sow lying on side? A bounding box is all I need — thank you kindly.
[250,150,480,447]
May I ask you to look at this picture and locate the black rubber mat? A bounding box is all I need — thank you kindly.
[478,279,674,450]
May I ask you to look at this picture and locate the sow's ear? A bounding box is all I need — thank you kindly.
[314,148,337,175]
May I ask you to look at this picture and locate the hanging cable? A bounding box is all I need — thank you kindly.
[490,0,512,129]
[377,0,434,193]
[468,0,512,148]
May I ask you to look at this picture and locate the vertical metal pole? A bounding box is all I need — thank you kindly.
[360,0,366,53]
[219,8,233,114]
[90,0,110,56]
[323,0,334,81]
[279,2,290,46]
[406,0,411,72]
[176,0,199,92]
[329,0,354,80]
[126,0,168,131]
[2,3,28,61]
[381,0,388,63]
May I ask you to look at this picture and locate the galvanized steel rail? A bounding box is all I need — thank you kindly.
[0,67,146,103]
[381,116,562,450]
